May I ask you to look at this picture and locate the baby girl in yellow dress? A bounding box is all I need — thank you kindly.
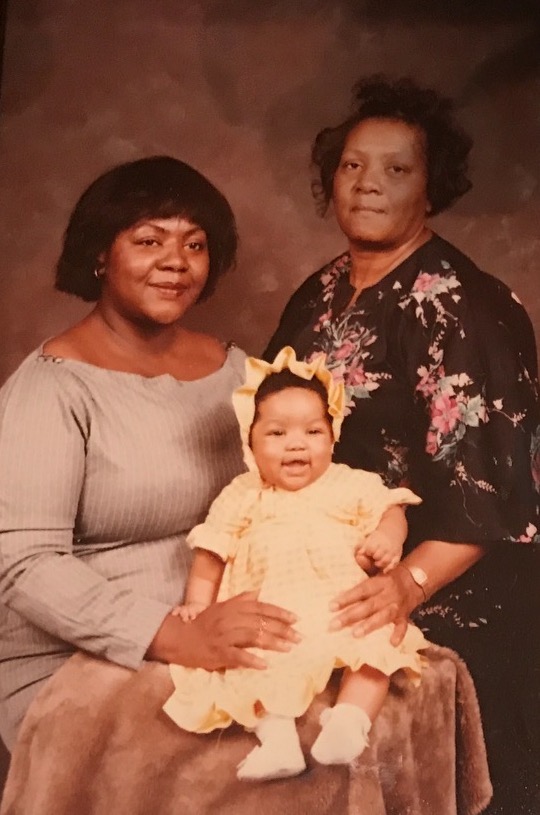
[163,347,428,780]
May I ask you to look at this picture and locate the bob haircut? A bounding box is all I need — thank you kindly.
[311,75,473,217]
[55,155,238,302]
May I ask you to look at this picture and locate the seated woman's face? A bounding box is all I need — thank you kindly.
[98,216,210,325]
[332,117,430,250]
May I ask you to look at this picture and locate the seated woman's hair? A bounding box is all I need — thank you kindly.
[55,155,238,301]
[312,74,473,216]
[251,370,332,433]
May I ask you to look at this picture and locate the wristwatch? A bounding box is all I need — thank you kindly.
[402,565,429,602]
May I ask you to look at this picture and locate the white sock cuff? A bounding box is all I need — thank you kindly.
[320,704,372,735]
[254,713,298,743]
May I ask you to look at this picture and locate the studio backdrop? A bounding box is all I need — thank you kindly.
[0,0,539,383]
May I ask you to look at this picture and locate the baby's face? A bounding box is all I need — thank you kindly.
[250,387,333,491]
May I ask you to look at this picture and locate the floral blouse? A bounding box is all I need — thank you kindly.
[265,234,540,630]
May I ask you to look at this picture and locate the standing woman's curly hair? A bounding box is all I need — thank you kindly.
[312,75,473,217]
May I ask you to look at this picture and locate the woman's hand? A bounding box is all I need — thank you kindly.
[329,564,424,646]
[146,591,300,670]
[337,540,486,645]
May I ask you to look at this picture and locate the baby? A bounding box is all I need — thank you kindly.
[164,347,427,780]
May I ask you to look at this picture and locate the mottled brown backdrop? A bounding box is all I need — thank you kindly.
[1,0,539,383]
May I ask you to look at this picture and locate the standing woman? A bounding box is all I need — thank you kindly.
[0,156,297,753]
[266,76,539,815]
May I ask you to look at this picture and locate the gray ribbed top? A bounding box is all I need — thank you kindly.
[0,344,246,748]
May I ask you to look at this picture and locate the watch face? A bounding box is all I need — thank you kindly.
[409,566,428,587]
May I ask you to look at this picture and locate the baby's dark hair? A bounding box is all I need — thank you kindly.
[250,370,332,441]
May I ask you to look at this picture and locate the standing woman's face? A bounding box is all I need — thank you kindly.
[332,117,430,250]
[98,216,210,326]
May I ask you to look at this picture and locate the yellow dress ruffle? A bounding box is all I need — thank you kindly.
[163,464,428,733]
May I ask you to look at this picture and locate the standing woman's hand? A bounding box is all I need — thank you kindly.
[146,591,300,670]
[329,565,425,646]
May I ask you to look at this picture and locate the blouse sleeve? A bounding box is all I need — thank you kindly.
[0,361,172,670]
[397,266,540,546]
[187,472,259,560]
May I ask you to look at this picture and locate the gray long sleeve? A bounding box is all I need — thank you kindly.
[0,346,246,746]
[0,360,170,666]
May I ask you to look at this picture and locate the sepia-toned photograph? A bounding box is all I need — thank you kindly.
[0,2,539,813]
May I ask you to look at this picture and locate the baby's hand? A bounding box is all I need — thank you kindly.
[171,602,208,622]
[354,551,380,576]
[356,530,402,574]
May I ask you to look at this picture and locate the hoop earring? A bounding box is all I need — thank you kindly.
[94,267,104,279]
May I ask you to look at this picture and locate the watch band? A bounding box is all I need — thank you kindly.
[402,564,429,602]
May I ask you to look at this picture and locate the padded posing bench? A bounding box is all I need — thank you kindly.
[0,645,491,815]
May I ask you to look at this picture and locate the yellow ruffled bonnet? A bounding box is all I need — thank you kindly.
[232,346,346,471]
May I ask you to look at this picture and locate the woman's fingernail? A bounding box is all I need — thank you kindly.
[278,642,292,652]
[353,626,366,638]
[329,601,339,611]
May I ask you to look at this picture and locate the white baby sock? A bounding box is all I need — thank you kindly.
[237,714,306,781]
[310,703,372,765]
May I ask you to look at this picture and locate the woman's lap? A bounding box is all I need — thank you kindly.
[0,647,491,815]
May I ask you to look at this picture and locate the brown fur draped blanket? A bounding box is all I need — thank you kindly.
[0,645,491,815]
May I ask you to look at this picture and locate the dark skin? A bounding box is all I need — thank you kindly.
[147,593,298,671]
[45,215,299,669]
[327,118,487,640]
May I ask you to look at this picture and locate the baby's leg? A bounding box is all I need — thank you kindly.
[311,666,389,765]
[237,713,306,781]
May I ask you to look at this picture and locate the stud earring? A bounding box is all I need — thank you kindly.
[94,267,105,279]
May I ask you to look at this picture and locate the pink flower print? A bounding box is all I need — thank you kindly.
[413,272,442,293]
[335,255,350,274]
[347,364,367,386]
[416,365,442,398]
[518,525,537,542]
[318,309,332,324]
[334,340,356,361]
[431,392,461,434]
[307,351,326,366]
[331,362,348,381]
[425,430,438,455]
[313,309,332,332]
[320,272,333,286]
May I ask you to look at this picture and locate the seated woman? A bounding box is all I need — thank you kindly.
[0,155,297,752]
[265,75,540,815]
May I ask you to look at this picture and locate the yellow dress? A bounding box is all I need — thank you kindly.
[164,463,428,732]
